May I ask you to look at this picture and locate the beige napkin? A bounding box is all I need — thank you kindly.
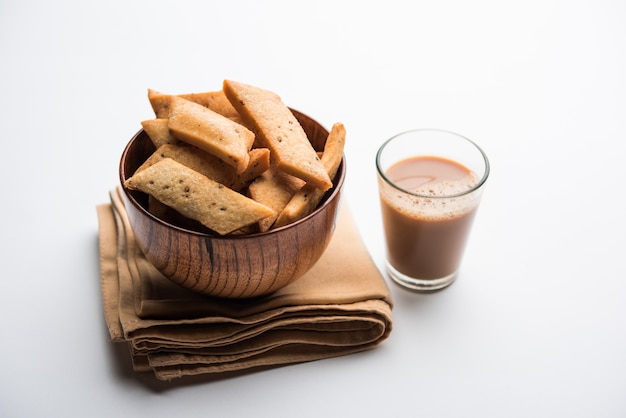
[97,188,393,380]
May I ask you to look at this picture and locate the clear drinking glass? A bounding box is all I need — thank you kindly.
[376,129,490,292]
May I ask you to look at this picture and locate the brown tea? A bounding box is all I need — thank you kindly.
[379,155,480,282]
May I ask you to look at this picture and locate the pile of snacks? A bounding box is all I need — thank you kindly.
[124,80,345,235]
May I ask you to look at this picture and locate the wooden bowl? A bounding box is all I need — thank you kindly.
[119,110,345,299]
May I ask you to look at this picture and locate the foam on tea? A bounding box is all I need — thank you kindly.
[382,156,480,220]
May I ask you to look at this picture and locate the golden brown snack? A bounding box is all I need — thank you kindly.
[124,158,274,235]
[223,80,332,190]
[248,168,306,232]
[148,89,242,121]
[135,144,269,192]
[140,119,178,149]
[318,122,346,179]
[147,89,171,118]
[147,195,207,231]
[238,148,271,188]
[167,96,254,174]
[273,123,346,228]
[178,91,242,122]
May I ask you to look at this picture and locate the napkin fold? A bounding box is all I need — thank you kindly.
[97,188,393,380]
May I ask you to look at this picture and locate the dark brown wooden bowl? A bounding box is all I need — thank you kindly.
[119,110,345,299]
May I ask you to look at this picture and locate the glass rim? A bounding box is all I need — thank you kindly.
[375,128,490,199]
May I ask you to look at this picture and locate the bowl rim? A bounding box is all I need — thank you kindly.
[119,129,346,240]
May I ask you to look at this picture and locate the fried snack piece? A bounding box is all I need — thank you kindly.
[167,96,254,174]
[273,123,345,228]
[234,148,271,189]
[135,143,269,192]
[248,168,306,232]
[124,158,274,235]
[223,80,332,191]
[147,89,254,150]
[148,89,242,122]
[140,119,178,149]
[147,89,173,118]
[147,195,208,231]
[179,91,243,122]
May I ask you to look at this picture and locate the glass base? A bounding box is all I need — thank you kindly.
[386,262,457,293]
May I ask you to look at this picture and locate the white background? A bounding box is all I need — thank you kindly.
[1,1,625,417]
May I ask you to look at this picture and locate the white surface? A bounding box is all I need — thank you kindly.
[1,1,625,417]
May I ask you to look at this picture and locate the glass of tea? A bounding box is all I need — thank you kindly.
[376,129,490,292]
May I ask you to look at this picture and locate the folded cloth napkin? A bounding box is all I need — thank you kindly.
[96,188,393,380]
